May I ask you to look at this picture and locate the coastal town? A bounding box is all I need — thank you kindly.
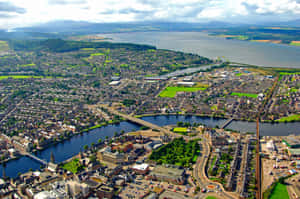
[0,39,299,199]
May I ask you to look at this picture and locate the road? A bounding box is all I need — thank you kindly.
[99,104,177,137]
[0,99,24,123]
[194,137,238,199]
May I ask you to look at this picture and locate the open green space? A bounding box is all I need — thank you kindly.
[235,73,243,76]
[0,75,47,80]
[269,183,289,199]
[290,41,300,46]
[149,137,200,167]
[206,196,218,199]
[231,92,258,98]
[61,158,85,174]
[0,40,9,52]
[279,72,300,75]
[290,88,298,92]
[90,52,105,57]
[19,63,36,67]
[81,48,96,51]
[277,114,300,122]
[159,86,207,98]
[173,127,188,133]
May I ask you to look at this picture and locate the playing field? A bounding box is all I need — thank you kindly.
[159,86,206,98]
[269,183,289,199]
[0,75,46,80]
[230,92,258,98]
[173,127,188,133]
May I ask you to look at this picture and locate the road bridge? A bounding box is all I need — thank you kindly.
[99,105,176,136]
[25,153,48,165]
[220,118,234,129]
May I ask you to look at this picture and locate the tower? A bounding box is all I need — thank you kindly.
[50,151,55,163]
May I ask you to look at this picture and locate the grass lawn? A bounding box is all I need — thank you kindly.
[159,86,207,98]
[280,72,300,75]
[290,41,300,46]
[173,127,188,133]
[19,63,36,67]
[0,75,47,80]
[231,92,258,98]
[81,48,96,51]
[269,183,289,199]
[192,155,198,162]
[90,52,105,57]
[206,197,218,199]
[277,114,300,122]
[0,40,9,52]
[211,105,218,111]
[235,73,243,76]
[62,158,85,174]
[290,88,298,92]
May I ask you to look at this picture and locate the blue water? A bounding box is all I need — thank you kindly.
[0,122,140,178]
[1,116,300,178]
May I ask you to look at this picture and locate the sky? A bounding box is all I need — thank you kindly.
[0,0,299,29]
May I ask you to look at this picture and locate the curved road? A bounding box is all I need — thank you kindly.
[194,137,238,199]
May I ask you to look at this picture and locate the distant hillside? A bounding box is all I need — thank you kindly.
[8,39,156,53]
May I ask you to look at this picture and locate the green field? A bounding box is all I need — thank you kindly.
[231,92,258,98]
[280,72,300,75]
[290,41,300,46]
[90,52,105,57]
[0,75,46,80]
[235,73,243,76]
[159,86,207,98]
[269,183,289,199]
[81,48,96,51]
[277,114,300,122]
[290,88,298,92]
[0,40,9,52]
[206,197,218,199]
[173,127,188,133]
[62,158,85,174]
[19,63,36,67]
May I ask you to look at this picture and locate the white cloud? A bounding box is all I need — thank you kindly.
[0,0,299,29]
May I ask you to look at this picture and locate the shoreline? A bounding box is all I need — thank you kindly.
[1,113,299,167]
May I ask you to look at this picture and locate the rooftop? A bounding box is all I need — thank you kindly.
[151,165,184,177]
[132,163,149,171]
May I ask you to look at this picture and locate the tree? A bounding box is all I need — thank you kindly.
[114,132,118,137]
[177,121,183,127]
[98,138,102,143]
[89,155,97,163]
[83,145,88,151]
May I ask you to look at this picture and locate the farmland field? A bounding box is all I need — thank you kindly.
[159,86,207,98]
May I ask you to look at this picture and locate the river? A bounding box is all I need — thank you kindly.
[99,32,300,68]
[1,115,299,178]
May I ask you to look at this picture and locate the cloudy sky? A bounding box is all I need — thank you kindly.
[0,0,299,29]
